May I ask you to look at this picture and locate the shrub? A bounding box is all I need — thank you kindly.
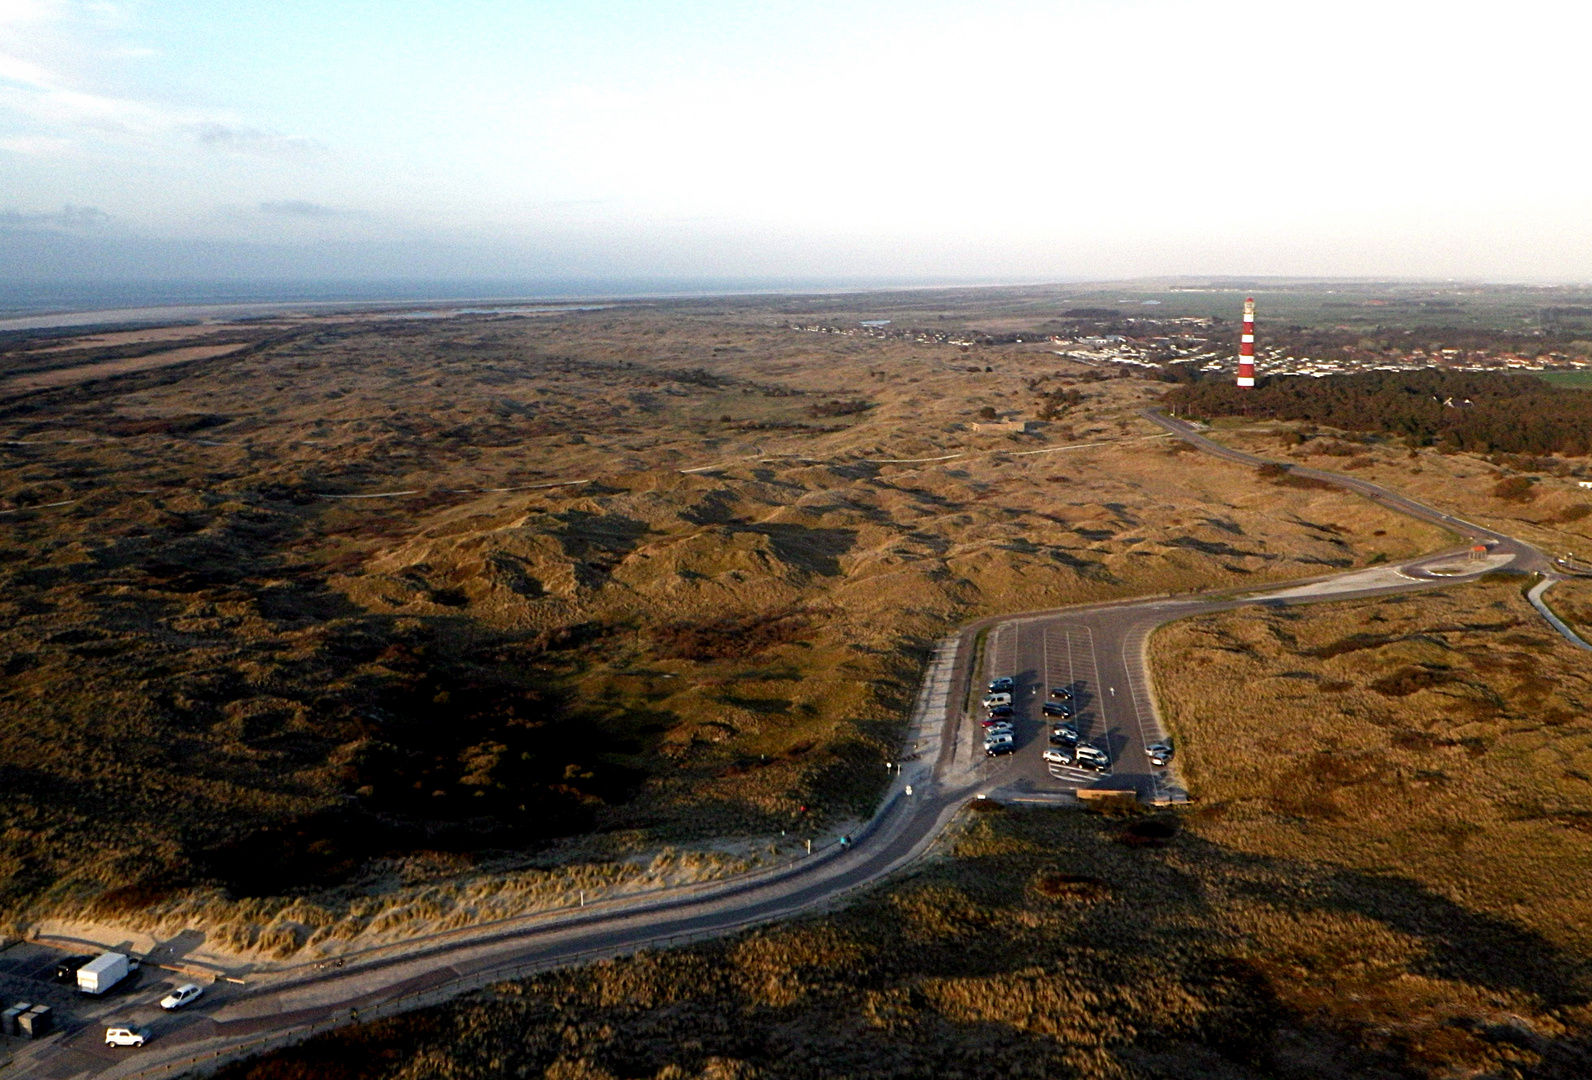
[653,609,815,661]
[1369,665,1456,697]
[1492,475,1536,502]
[806,399,873,419]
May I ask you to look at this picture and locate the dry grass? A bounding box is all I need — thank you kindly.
[1147,576,1592,1071]
[0,300,1447,955]
[217,793,1592,1080]
[225,575,1592,1079]
[40,840,771,963]
[1213,421,1592,565]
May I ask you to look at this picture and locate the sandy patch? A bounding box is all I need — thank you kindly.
[2,342,251,391]
[29,324,243,353]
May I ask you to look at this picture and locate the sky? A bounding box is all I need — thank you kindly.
[3,0,1591,291]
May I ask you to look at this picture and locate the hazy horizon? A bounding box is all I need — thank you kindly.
[5,1,1592,286]
[11,271,1592,327]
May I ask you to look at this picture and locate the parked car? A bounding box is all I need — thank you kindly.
[1145,742,1173,766]
[1049,687,1073,700]
[1050,722,1079,745]
[160,983,203,1010]
[984,735,1015,757]
[980,693,1012,708]
[53,955,92,984]
[1041,701,1072,717]
[105,1025,148,1048]
[987,676,1015,693]
[983,722,1014,738]
[985,705,1014,719]
[1041,747,1073,766]
[1074,745,1110,771]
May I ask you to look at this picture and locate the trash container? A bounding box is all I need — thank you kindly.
[18,1004,51,1038]
[1,1004,29,1037]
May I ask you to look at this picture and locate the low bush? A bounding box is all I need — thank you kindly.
[653,609,815,661]
[1493,475,1537,502]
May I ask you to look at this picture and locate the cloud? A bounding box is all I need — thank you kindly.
[192,121,325,157]
[0,203,109,229]
[0,133,69,154]
[0,11,323,154]
[0,51,52,84]
[258,199,338,218]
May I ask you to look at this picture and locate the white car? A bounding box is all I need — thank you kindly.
[161,982,203,1009]
[1145,742,1173,767]
[980,693,1012,708]
[105,1025,148,1048]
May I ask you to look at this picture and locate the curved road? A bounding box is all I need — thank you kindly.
[27,410,1585,1080]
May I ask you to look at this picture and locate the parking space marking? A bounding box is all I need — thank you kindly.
[1119,623,1161,743]
[1039,623,1113,781]
[1119,621,1182,802]
[979,622,1022,766]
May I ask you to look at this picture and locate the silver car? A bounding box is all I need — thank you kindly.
[984,734,1015,757]
[161,983,203,1010]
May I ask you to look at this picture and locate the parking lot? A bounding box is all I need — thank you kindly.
[974,611,1182,803]
[0,940,234,1076]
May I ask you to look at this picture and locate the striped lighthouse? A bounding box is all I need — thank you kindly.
[1236,296,1256,387]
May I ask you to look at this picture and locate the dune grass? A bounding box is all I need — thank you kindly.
[0,303,1449,959]
[215,575,1592,1079]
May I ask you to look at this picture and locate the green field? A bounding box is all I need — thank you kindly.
[1536,369,1592,387]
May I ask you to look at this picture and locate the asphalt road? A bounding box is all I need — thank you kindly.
[955,410,1574,801]
[18,408,1581,1079]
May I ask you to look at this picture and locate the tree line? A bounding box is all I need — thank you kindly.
[1164,369,1592,455]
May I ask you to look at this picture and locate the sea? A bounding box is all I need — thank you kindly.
[0,276,1000,333]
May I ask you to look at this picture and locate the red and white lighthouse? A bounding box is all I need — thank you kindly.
[1236,296,1256,387]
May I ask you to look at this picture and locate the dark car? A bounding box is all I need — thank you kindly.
[985,705,1014,719]
[1074,745,1110,771]
[1049,722,1079,745]
[1049,687,1073,700]
[1041,701,1071,717]
[54,956,93,983]
[987,676,1015,693]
